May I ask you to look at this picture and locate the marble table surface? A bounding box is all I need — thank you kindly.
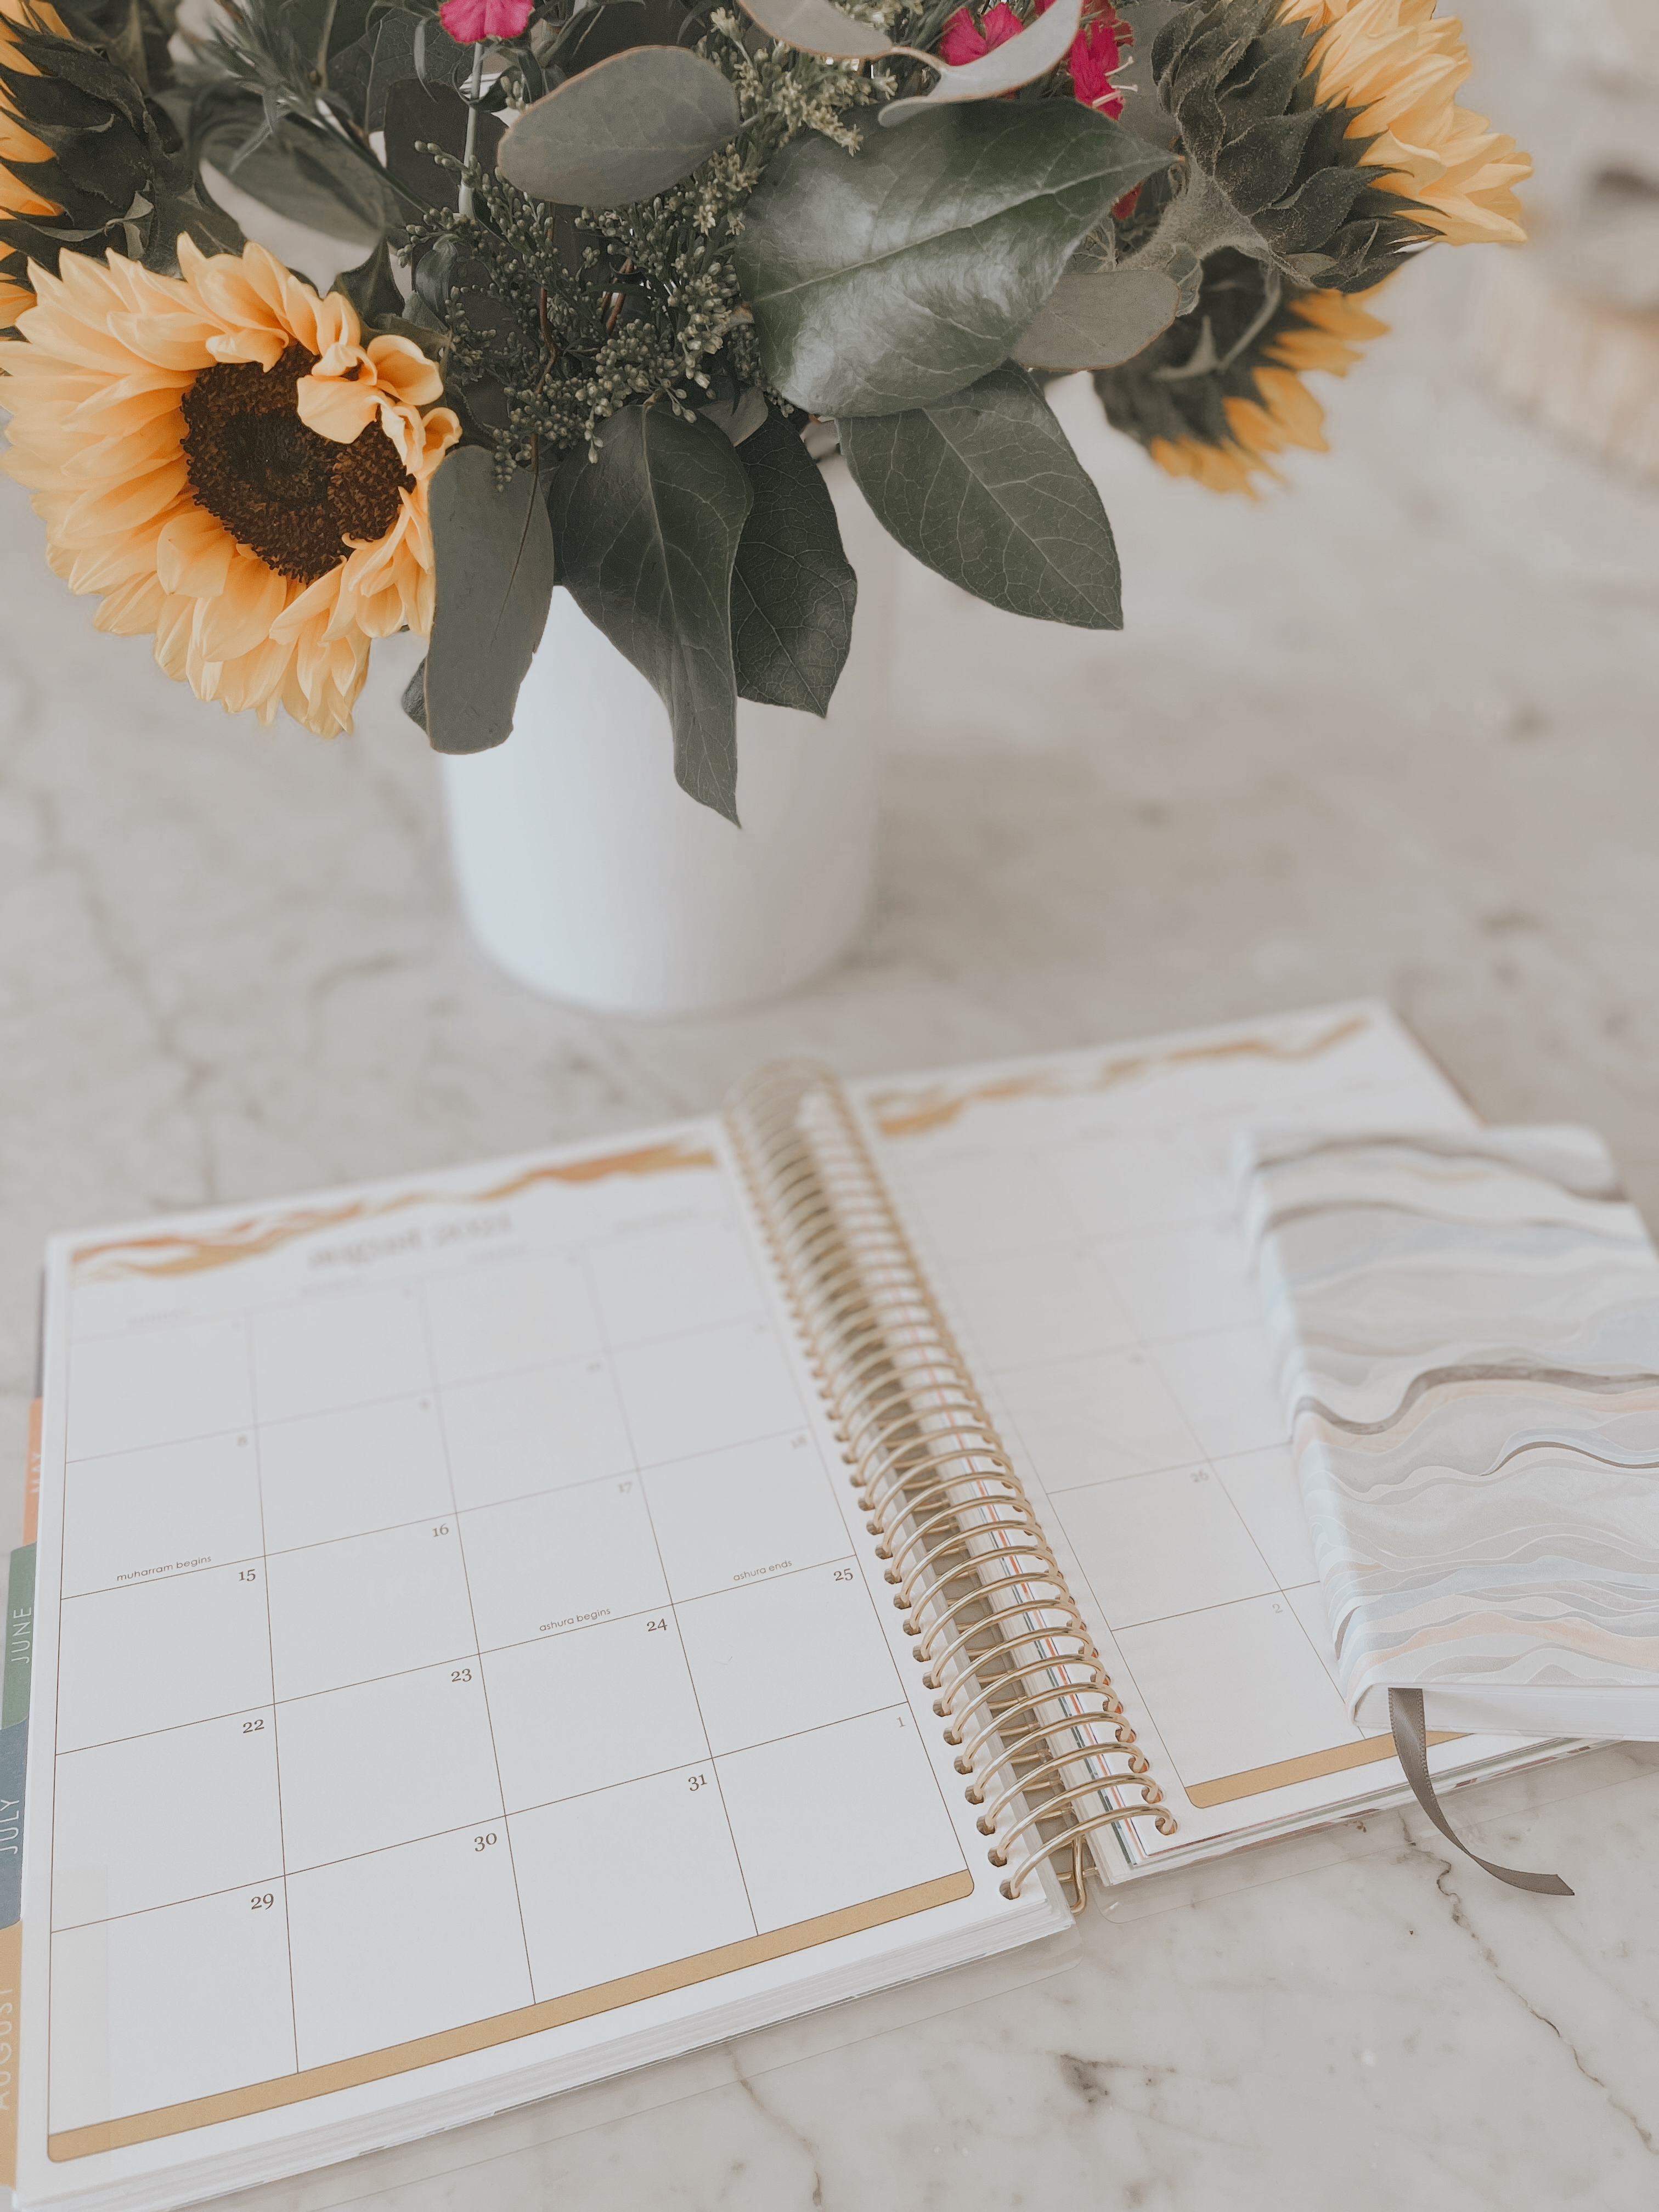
[5,167,1659,2212]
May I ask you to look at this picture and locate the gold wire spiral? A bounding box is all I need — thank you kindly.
[724,1060,1176,1914]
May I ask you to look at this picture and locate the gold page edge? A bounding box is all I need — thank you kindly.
[1183,1730,1463,1809]
[47,1869,974,2162]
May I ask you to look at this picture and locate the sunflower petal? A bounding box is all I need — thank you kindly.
[295,373,382,445]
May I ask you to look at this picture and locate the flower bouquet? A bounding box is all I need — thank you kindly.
[0,0,1527,819]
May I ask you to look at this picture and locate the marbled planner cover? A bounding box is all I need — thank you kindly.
[1237,1127,1659,1734]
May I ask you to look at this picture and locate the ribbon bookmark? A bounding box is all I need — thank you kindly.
[1388,1689,1573,1897]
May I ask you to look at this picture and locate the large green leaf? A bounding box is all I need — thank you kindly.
[838,364,1121,629]
[1013,266,1180,369]
[730,411,856,717]
[423,450,557,755]
[497,47,740,208]
[736,105,1172,418]
[550,408,753,822]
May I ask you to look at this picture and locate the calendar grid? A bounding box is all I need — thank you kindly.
[42,1172,981,2147]
[53,1480,850,1604]
[242,1323,301,2079]
[410,1279,538,1998]
[575,1242,761,1951]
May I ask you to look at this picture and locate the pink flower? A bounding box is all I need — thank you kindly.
[938,2,1026,65]
[438,0,533,42]
[1066,8,1127,113]
[935,0,1131,119]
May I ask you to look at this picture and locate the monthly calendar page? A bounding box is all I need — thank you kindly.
[20,1120,1049,2204]
[857,1003,1551,1873]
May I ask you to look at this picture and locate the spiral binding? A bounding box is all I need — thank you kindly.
[724,1060,1175,1913]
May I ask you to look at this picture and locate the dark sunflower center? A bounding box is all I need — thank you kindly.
[222,411,338,512]
[180,344,414,586]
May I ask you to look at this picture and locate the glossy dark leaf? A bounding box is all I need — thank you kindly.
[424,451,557,755]
[148,178,245,266]
[730,410,856,716]
[338,235,405,323]
[737,105,1173,417]
[496,47,740,207]
[560,0,698,72]
[550,407,753,821]
[366,9,470,128]
[325,30,376,119]
[838,363,1121,629]
[326,0,377,57]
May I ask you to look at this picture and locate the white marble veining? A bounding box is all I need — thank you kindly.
[5,26,1659,2195]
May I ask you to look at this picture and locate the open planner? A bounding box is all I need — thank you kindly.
[2,1001,1593,2210]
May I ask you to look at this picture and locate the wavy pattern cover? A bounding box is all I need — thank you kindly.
[1238,1127,1659,1735]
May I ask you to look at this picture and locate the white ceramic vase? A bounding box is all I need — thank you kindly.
[439,462,892,1018]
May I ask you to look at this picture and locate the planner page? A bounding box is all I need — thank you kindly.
[854,1003,1574,1877]
[18,1120,1052,2210]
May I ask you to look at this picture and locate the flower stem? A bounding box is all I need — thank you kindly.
[459,41,485,221]
[1124,161,1265,278]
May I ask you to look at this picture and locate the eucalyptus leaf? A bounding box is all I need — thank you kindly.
[1013,265,1179,368]
[549,407,753,822]
[730,410,856,716]
[382,78,504,211]
[737,105,1173,417]
[880,0,1082,122]
[497,48,740,208]
[424,450,556,755]
[732,0,894,60]
[838,363,1120,628]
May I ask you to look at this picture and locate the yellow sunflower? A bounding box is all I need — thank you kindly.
[0,0,66,331]
[1279,0,1530,245]
[1147,284,1392,495]
[1,240,461,736]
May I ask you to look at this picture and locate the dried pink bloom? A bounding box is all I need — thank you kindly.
[438,0,533,42]
[1068,9,1127,112]
[935,0,1130,116]
[938,2,1027,64]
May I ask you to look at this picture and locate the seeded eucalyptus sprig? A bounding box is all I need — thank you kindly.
[403,9,878,478]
